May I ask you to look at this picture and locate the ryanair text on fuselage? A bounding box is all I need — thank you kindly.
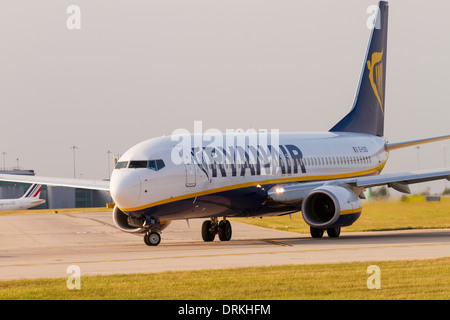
[188,144,307,178]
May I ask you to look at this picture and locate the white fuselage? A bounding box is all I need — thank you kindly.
[0,197,45,211]
[110,132,388,218]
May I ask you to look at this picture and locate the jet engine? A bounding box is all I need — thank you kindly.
[112,206,146,233]
[301,185,362,229]
[112,206,172,233]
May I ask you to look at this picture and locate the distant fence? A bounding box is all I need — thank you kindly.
[425,196,441,202]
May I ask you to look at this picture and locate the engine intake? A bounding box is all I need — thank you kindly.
[301,185,362,228]
[112,206,146,233]
[112,206,172,233]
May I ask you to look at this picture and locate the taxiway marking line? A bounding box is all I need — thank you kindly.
[1,242,449,269]
[263,240,292,247]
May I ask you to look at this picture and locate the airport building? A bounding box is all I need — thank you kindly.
[0,169,112,209]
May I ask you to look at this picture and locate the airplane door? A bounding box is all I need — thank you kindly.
[183,149,197,187]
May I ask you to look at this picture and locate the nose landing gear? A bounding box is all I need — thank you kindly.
[144,230,161,246]
[201,217,232,242]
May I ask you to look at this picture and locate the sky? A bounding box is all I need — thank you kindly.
[0,0,449,195]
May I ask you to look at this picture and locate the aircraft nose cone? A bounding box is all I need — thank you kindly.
[110,170,141,209]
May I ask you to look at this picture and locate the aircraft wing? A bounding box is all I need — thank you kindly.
[0,174,110,192]
[345,168,450,189]
[268,168,450,204]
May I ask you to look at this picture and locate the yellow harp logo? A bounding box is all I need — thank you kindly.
[367,50,384,115]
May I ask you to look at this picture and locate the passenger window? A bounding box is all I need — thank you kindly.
[129,161,148,168]
[115,161,128,169]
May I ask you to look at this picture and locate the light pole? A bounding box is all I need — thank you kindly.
[415,146,420,170]
[444,145,448,189]
[71,146,78,178]
[444,145,447,168]
[2,152,6,171]
[107,150,112,179]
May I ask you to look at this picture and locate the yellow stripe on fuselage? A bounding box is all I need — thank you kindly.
[121,161,387,212]
[340,208,362,215]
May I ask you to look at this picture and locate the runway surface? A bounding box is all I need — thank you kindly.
[0,211,449,280]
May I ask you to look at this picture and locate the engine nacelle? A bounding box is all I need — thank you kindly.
[301,185,362,229]
[112,206,146,233]
[112,206,172,233]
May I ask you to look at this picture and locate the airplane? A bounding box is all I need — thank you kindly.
[0,1,449,245]
[0,184,45,211]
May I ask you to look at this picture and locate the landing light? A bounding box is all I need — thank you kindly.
[275,187,285,193]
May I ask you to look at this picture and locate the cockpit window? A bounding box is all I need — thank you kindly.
[129,160,148,168]
[115,161,128,169]
[123,159,166,171]
[148,159,165,171]
[156,159,165,170]
[148,160,157,171]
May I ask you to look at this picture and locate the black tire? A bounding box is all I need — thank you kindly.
[218,220,232,241]
[144,232,151,246]
[310,227,324,238]
[327,226,341,238]
[144,231,161,246]
[201,220,215,242]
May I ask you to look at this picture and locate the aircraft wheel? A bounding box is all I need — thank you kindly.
[327,226,341,238]
[144,231,161,246]
[218,220,232,241]
[201,220,216,242]
[310,227,324,238]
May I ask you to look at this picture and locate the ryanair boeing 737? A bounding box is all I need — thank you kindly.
[1,1,449,245]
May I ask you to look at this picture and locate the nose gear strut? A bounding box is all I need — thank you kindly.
[143,215,162,246]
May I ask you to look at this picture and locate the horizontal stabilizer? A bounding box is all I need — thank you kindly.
[385,134,450,151]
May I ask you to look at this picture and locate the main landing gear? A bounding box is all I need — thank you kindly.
[201,217,232,242]
[310,226,341,238]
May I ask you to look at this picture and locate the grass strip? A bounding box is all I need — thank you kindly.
[0,258,448,300]
[232,198,450,233]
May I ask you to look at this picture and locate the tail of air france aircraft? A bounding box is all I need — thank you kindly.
[20,184,42,199]
[330,1,388,137]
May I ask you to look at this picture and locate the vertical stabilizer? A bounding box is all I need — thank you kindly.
[21,184,42,198]
[330,1,388,137]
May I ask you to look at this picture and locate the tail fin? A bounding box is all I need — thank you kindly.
[21,184,42,198]
[330,1,388,137]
